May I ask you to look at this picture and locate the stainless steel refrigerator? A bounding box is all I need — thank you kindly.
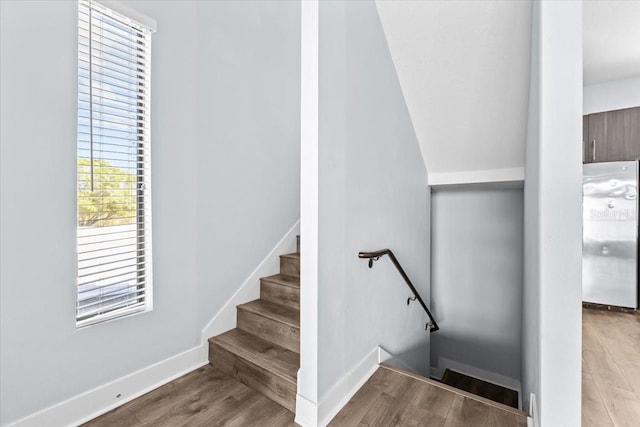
[583,161,639,309]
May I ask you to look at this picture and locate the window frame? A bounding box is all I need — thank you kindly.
[76,0,155,328]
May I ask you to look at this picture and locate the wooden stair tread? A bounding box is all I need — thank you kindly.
[262,274,300,289]
[380,364,528,418]
[238,299,299,328]
[209,329,299,383]
[280,253,300,260]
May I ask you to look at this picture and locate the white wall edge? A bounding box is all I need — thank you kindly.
[299,0,320,410]
[528,393,539,427]
[8,346,206,427]
[200,219,300,360]
[429,167,525,188]
[431,356,522,408]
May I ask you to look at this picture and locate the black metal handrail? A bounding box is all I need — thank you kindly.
[359,249,439,332]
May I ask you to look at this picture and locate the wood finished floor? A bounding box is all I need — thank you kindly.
[582,308,640,427]
[329,366,528,427]
[85,307,640,426]
[82,365,296,427]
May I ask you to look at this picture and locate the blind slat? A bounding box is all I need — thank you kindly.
[77,0,152,326]
[77,300,145,321]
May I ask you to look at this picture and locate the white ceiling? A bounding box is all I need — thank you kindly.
[375,0,532,177]
[583,1,640,85]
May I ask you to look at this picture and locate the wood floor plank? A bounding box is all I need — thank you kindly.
[81,406,142,427]
[357,392,405,426]
[583,308,640,427]
[123,365,232,420]
[330,366,527,426]
[399,404,446,427]
[485,406,527,427]
[225,394,294,427]
[82,365,297,427]
[356,376,419,425]
[328,368,402,426]
[136,375,247,426]
[406,377,456,419]
[443,395,490,427]
[582,349,635,393]
[617,361,640,400]
[190,386,263,427]
[582,371,614,427]
[380,365,526,417]
[597,384,640,427]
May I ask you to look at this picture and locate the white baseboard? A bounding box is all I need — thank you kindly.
[294,392,319,427]
[431,356,522,409]
[295,346,382,427]
[318,346,380,426]
[378,346,393,364]
[200,220,300,359]
[9,346,206,427]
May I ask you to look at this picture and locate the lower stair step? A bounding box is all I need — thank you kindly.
[441,369,519,409]
[280,253,300,277]
[260,274,300,309]
[208,328,299,412]
[237,299,300,353]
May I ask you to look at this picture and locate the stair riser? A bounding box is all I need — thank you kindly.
[260,280,300,309]
[296,235,300,253]
[237,309,300,353]
[208,342,296,412]
[280,257,299,277]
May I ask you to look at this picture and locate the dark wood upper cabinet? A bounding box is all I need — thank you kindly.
[583,107,640,163]
[606,108,640,161]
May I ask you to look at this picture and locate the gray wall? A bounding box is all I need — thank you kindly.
[316,0,430,400]
[192,0,301,332]
[430,189,523,386]
[0,1,299,424]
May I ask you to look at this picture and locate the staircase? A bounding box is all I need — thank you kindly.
[208,247,300,412]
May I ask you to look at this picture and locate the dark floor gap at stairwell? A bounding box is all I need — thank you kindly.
[440,369,519,409]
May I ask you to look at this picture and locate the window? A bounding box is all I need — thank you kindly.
[77,0,153,327]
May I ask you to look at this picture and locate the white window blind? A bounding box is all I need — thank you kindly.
[77,0,153,327]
